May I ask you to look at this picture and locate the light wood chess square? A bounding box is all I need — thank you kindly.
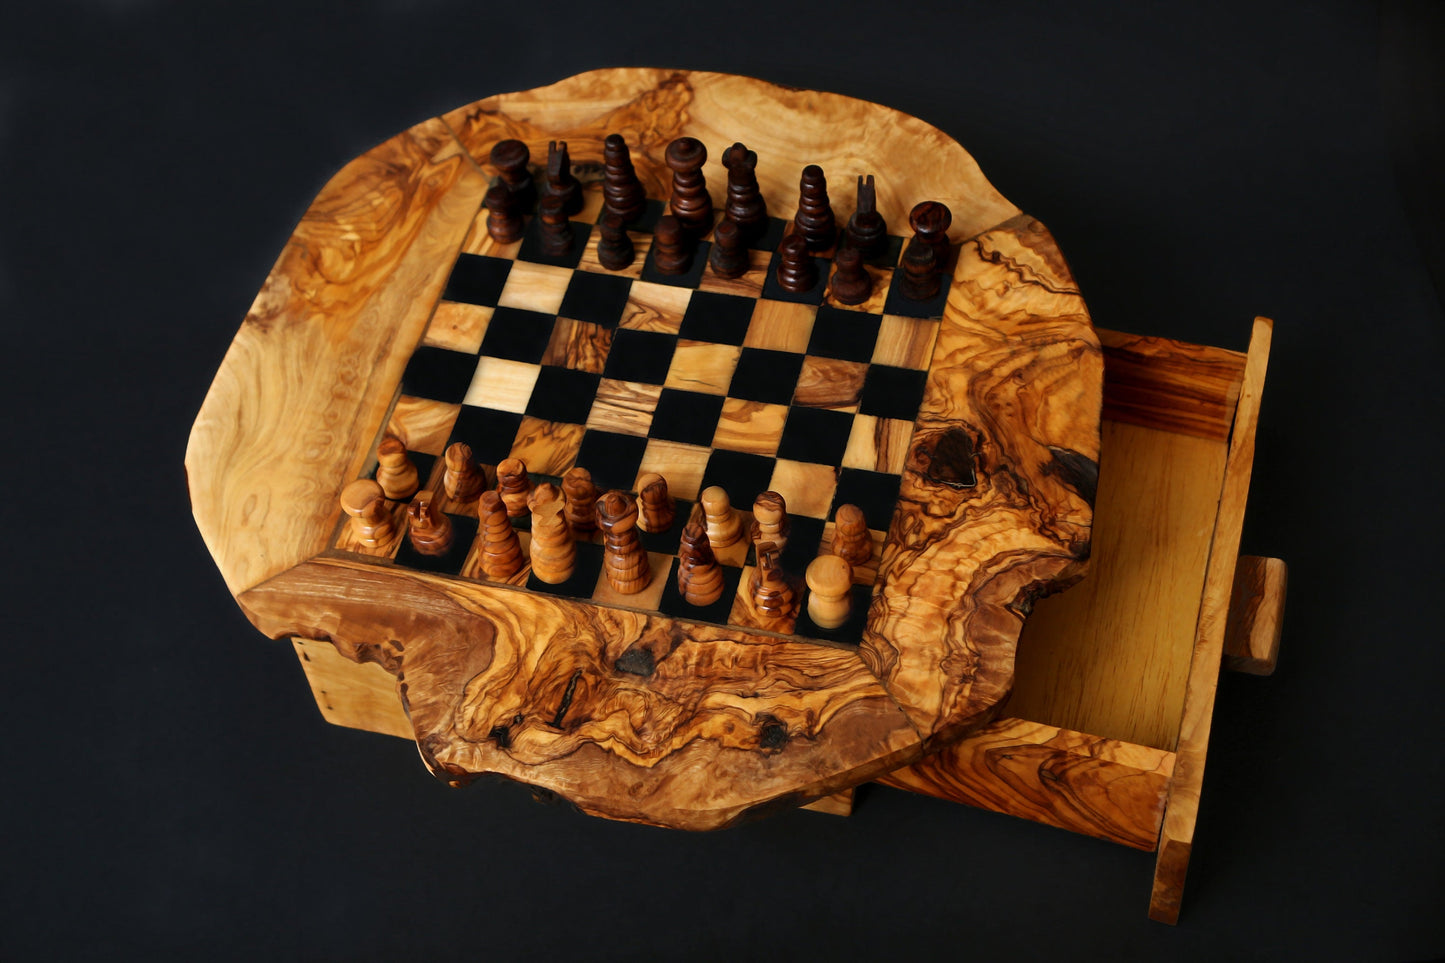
[635,439,711,499]
[696,250,770,298]
[388,396,461,456]
[842,415,912,473]
[744,299,815,352]
[423,301,492,354]
[664,341,742,395]
[620,281,692,333]
[586,379,661,436]
[767,459,838,518]
[794,357,867,411]
[497,261,572,314]
[592,551,671,610]
[542,318,612,374]
[712,399,787,456]
[578,230,653,280]
[874,314,939,369]
[463,357,540,413]
[510,416,585,476]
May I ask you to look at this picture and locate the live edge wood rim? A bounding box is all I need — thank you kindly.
[185,68,1102,830]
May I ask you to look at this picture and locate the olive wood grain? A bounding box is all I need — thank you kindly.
[1222,555,1287,675]
[190,69,1100,830]
[1149,317,1272,924]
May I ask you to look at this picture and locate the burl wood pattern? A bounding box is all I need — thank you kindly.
[190,69,1100,829]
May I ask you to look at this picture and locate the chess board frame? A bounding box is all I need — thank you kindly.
[187,69,1102,832]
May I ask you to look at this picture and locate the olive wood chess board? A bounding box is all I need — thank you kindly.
[187,70,1101,830]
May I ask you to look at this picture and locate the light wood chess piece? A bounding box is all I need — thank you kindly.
[375,434,418,500]
[805,554,853,629]
[340,479,394,548]
[526,483,575,584]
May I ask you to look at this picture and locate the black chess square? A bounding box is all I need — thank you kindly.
[637,498,693,556]
[574,430,648,491]
[516,218,590,269]
[368,451,437,493]
[862,235,905,269]
[805,306,883,363]
[649,389,725,447]
[678,291,755,345]
[832,468,903,529]
[601,329,677,385]
[727,348,803,405]
[777,406,854,465]
[558,271,633,328]
[441,253,512,307]
[750,217,789,252]
[882,264,952,318]
[527,540,604,600]
[479,307,556,364]
[658,558,744,627]
[395,514,478,576]
[641,239,710,288]
[778,515,826,573]
[448,406,525,465]
[795,583,874,645]
[524,366,601,425]
[596,198,665,234]
[401,346,481,404]
[859,365,929,420]
[761,252,830,305]
[699,449,777,507]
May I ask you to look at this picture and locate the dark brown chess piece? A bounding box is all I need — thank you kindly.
[443,442,485,503]
[666,137,712,237]
[561,467,599,536]
[909,200,952,273]
[828,245,872,305]
[496,457,533,517]
[543,140,583,216]
[751,541,795,620]
[406,493,453,556]
[491,139,535,211]
[708,217,748,279]
[676,521,724,606]
[831,503,872,567]
[748,491,790,554]
[597,211,634,270]
[651,214,691,275]
[775,232,816,293]
[900,238,940,301]
[484,184,524,244]
[636,473,675,533]
[478,490,524,580]
[537,195,574,258]
[793,164,837,251]
[845,174,887,259]
[602,133,646,224]
[722,142,767,244]
[597,491,650,594]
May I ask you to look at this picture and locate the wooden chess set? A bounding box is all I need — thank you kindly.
[186,69,1286,923]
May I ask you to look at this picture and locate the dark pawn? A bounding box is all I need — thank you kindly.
[829,245,872,305]
[597,212,635,270]
[708,217,749,278]
[651,214,692,275]
[776,232,816,293]
[793,165,837,252]
[900,239,940,301]
[722,142,767,243]
[845,174,887,259]
[909,201,953,273]
[484,184,524,244]
[491,139,535,211]
[602,134,646,224]
[543,140,583,217]
[537,195,574,258]
[665,137,712,236]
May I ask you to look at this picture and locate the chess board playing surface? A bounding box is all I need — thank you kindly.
[336,176,954,646]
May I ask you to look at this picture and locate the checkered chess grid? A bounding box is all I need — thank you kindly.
[336,182,953,644]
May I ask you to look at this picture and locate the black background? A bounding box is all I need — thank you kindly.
[4,1,1443,959]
